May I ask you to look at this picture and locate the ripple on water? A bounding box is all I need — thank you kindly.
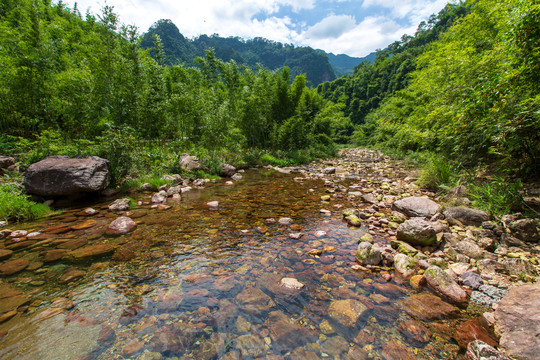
[0,170,470,359]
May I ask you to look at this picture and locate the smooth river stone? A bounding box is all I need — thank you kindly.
[66,244,115,262]
[0,258,30,276]
[399,293,459,320]
[327,299,367,328]
[235,287,275,314]
[106,216,137,235]
[0,249,13,261]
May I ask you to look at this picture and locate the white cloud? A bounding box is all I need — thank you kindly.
[299,15,412,56]
[64,0,449,57]
[304,14,356,39]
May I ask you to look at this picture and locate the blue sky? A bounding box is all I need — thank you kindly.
[64,0,451,57]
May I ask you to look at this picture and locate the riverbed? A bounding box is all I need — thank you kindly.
[0,164,472,359]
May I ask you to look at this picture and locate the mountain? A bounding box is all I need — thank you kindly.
[325,51,377,76]
[140,19,336,86]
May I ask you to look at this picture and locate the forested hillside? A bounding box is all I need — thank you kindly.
[354,0,539,176]
[140,19,336,86]
[0,0,350,186]
[318,2,469,125]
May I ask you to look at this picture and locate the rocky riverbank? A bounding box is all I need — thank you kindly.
[0,148,538,359]
[302,148,540,360]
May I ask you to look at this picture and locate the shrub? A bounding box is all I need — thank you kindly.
[0,184,50,222]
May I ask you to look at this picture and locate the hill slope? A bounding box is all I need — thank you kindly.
[140,19,336,86]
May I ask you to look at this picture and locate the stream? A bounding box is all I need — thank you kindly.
[0,167,472,359]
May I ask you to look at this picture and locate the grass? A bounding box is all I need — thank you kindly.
[0,183,51,223]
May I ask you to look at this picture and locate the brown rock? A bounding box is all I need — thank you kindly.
[495,283,540,360]
[57,238,88,250]
[97,326,116,347]
[381,340,415,360]
[266,311,317,351]
[111,248,136,262]
[0,250,13,261]
[235,287,275,314]
[71,220,97,230]
[399,293,459,320]
[0,310,16,323]
[42,224,71,234]
[122,339,143,357]
[43,249,69,262]
[399,320,432,344]
[423,265,468,305]
[0,258,29,276]
[454,319,498,349]
[235,334,265,358]
[327,299,368,327]
[67,244,115,262]
[58,269,86,284]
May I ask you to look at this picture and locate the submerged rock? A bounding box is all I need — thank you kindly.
[327,299,367,327]
[399,293,459,320]
[235,287,275,314]
[0,258,29,276]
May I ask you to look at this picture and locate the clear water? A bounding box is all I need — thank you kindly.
[0,169,469,359]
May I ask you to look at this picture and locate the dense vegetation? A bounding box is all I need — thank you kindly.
[318,2,470,125]
[0,0,350,186]
[141,19,339,86]
[1,0,538,222]
[354,0,539,177]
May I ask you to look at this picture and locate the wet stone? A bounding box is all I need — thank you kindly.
[399,293,459,320]
[57,238,88,250]
[381,340,416,360]
[453,318,498,349]
[398,320,432,345]
[43,249,69,262]
[327,298,368,328]
[0,249,13,261]
[106,216,137,235]
[235,334,265,358]
[66,244,115,262]
[58,269,86,284]
[235,287,275,314]
[0,258,29,276]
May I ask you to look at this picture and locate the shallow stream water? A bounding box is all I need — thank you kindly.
[0,169,470,359]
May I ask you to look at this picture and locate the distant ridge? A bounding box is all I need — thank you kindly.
[324,51,377,76]
[141,19,363,86]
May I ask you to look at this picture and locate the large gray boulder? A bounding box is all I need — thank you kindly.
[24,156,110,197]
[495,283,540,360]
[397,218,438,246]
[393,196,441,219]
[444,206,489,226]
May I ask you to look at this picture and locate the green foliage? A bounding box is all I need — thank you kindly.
[0,183,50,222]
[351,0,539,177]
[466,177,524,217]
[318,2,469,126]
[141,21,336,85]
[0,0,349,190]
[417,154,457,190]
